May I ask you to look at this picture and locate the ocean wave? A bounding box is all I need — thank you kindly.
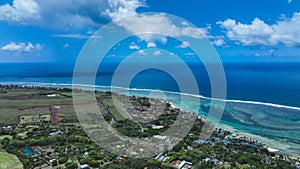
[2,81,300,111]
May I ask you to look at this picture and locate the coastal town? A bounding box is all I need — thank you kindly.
[0,85,300,169]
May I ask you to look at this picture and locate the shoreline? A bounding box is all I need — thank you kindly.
[1,81,300,111]
[1,82,300,158]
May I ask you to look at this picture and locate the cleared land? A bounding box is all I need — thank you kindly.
[0,87,128,125]
[0,150,23,169]
[0,87,78,125]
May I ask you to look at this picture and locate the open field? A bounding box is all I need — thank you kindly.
[0,86,129,125]
[0,150,23,169]
[0,87,79,125]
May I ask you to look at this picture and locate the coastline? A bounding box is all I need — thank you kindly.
[1,82,300,158]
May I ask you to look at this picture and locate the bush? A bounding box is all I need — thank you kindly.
[65,162,78,169]
[58,156,68,164]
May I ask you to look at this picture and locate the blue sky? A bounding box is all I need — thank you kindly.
[0,0,300,63]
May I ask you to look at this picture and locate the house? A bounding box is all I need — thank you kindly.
[49,131,62,136]
[80,164,90,169]
[171,160,182,168]
[194,139,205,144]
[203,157,211,162]
[151,125,165,129]
[49,159,56,163]
[178,160,193,169]
[47,94,60,97]
[172,160,193,169]
[154,135,167,140]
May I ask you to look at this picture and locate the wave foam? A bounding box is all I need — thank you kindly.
[2,81,300,111]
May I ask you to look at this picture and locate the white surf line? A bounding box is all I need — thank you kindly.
[2,81,300,111]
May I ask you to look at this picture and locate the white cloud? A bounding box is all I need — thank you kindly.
[212,39,226,46]
[0,0,144,30]
[115,13,208,43]
[147,42,157,48]
[102,0,145,21]
[218,12,300,46]
[254,49,276,57]
[176,41,191,48]
[138,50,146,55]
[0,0,40,24]
[153,50,161,56]
[129,42,140,50]
[1,41,43,52]
[181,21,189,26]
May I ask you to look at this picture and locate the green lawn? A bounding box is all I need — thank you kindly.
[0,150,23,169]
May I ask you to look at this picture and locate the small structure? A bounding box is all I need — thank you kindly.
[47,94,60,97]
[153,135,167,140]
[49,106,61,124]
[49,131,62,136]
[83,152,89,157]
[80,164,90,169]
[178,160,192,169]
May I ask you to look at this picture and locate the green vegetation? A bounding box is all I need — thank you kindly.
[0,85,78,125]
[0,135,12,140]
[0,85,299,169]
[0,150,23,169]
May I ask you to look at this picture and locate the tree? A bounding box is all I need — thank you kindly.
[65,162,78,169]
[172,143,184,152]
[96,153,104,160]
[89,150,97,157]
[89,160,100,168]
[58,156,68,164]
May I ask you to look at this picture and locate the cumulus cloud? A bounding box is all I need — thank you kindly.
[212,39,226,47]
[1,41,43,52]
[138,50,146,55]
[129,42,140,50]
[115,13,208,43]
[153,50,161,56]
[176,41,191,48]
[218,12,300,46]
[0,0,40,24]
[0,0,144,30]
[103,0,145,21]
[147,42,157,48]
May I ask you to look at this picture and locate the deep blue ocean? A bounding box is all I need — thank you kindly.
[1,61,300,156]
[0,62,299,107]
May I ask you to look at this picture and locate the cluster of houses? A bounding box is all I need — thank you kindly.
[155,153,193,169]
[171,160,193,169]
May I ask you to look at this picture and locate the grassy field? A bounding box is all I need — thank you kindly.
[0,87,78,125]
[101,98,128,121]
[0,150,23,169]
[0,86,131,125]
